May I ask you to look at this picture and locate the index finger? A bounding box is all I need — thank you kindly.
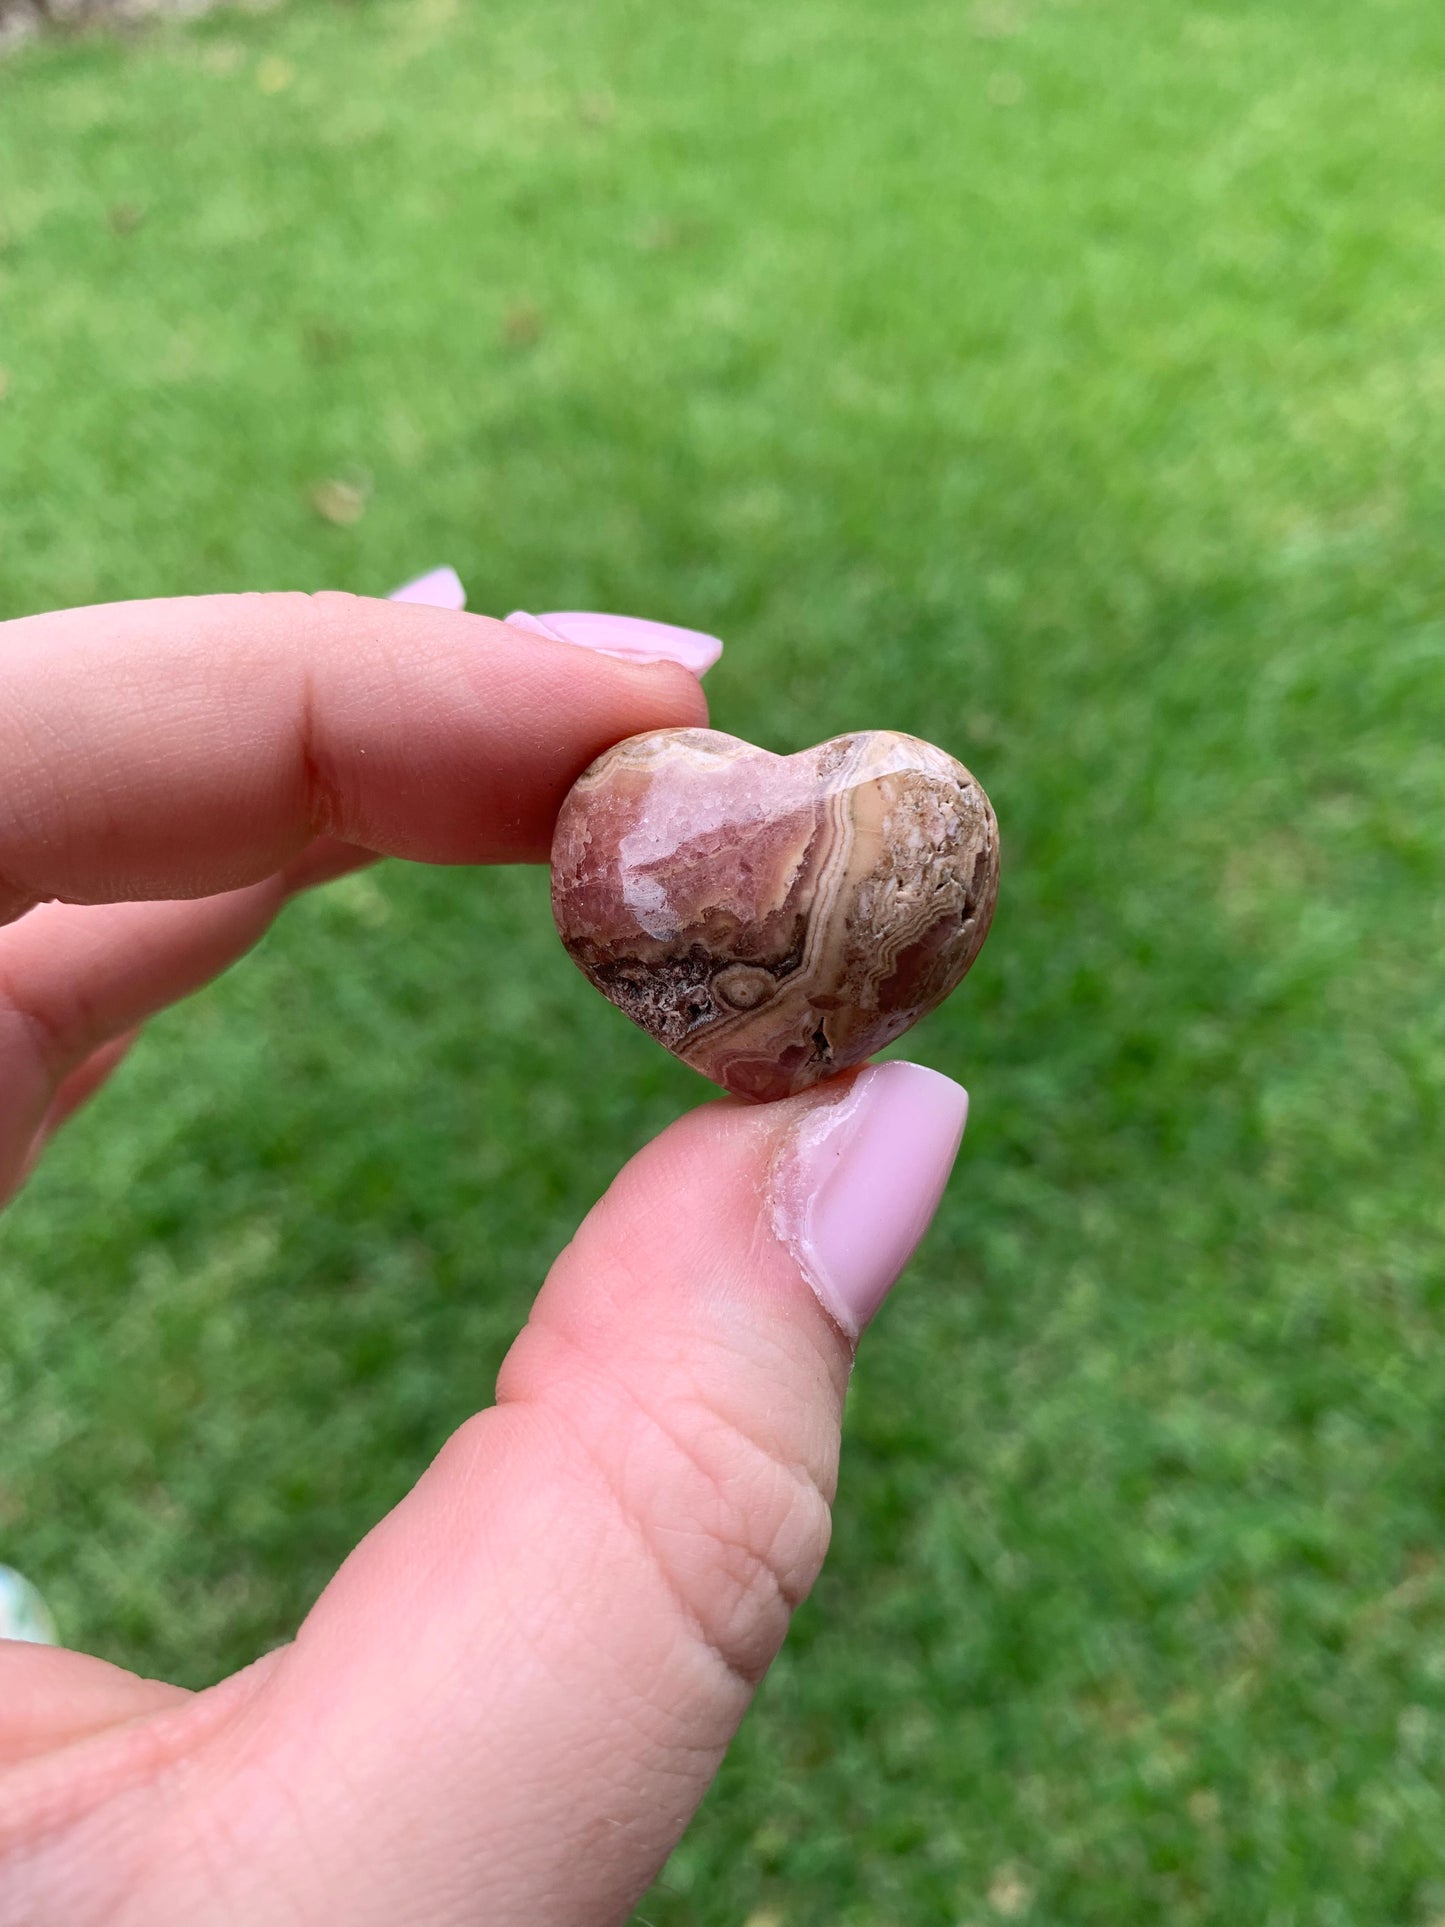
[0,593,708,926]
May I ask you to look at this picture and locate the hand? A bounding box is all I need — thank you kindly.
[0,592,968,1927]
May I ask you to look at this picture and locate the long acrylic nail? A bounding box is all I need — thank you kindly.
[389,566,467,609]
[770,1061,968,1338]
[506,609,722,677]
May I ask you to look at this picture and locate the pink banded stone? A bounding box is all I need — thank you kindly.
[550,728,999,1102]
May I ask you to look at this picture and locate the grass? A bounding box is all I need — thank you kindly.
[2,0,1445,1918]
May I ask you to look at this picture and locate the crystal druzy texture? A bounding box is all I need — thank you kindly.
[550,728,999,1102]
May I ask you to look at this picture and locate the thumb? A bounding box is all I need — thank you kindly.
[51,1063,967,1927]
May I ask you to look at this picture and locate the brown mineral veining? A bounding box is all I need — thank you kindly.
[550,727,999,1101]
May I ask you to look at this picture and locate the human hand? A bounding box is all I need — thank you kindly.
[0,592,968,1926]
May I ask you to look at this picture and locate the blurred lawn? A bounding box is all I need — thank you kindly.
[3,0,1445,1919]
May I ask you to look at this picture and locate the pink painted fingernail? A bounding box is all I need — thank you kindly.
[505,609,722,677]
[390,566,467,609]
[770,1061,968,1338]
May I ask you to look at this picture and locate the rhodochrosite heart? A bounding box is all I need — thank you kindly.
[550,728,999,1102]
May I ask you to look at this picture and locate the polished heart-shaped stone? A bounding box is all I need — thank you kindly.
[550,728,999,1102]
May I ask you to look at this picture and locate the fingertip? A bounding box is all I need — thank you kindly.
[0,591,712,905]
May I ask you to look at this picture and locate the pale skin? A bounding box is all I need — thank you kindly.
[0,593,861,1927]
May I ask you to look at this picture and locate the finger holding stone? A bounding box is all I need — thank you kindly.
[0,592,707,927]
[8,1063,968,1925]
[0,591,708,1188]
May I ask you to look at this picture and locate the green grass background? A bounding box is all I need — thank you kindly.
[3,0,1445,1918]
